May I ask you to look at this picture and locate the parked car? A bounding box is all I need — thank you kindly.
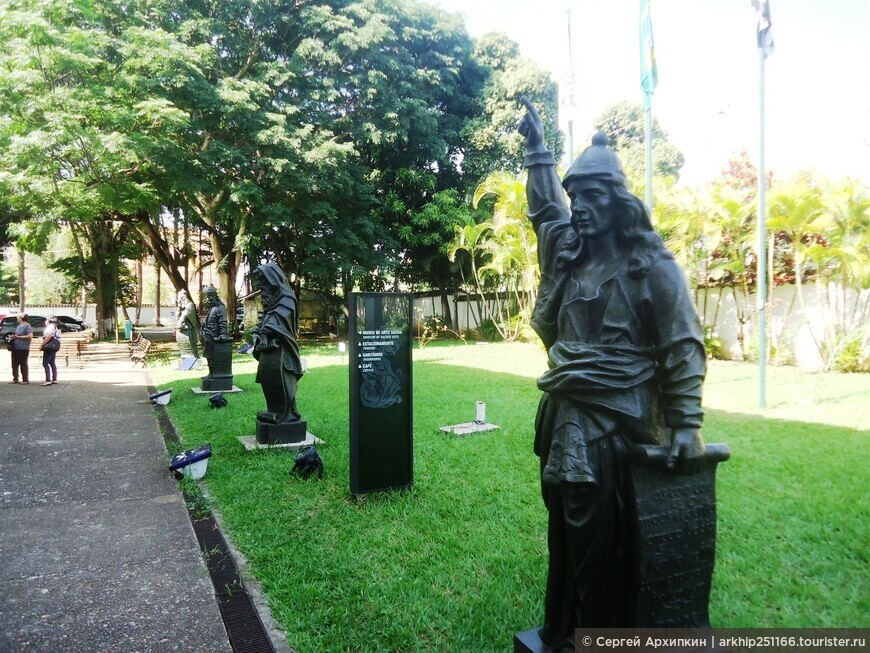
[55,315,92,332]
[1,314,91,344]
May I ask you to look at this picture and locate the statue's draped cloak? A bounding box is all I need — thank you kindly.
[253,273,302,423]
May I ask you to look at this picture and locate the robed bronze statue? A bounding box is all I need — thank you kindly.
[518,98,711,648]
[251,263,306,444]
[175,290,200,359]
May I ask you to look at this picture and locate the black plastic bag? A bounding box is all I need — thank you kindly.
[291,445,324,480]
[209,392,228,409]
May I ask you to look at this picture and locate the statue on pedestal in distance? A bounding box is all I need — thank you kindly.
[200,285,234,391]
[175,290,199,359]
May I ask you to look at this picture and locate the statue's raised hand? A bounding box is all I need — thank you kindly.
[518,96,544,150]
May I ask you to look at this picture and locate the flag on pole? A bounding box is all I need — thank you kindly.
[639,0,658,111]
[752,0,775,58]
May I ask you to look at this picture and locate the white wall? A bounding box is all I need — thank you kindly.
[413,282,868,370]
[698,283,868,369]
[0,304,178,327]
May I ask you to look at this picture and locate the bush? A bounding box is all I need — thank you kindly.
[831,334,870,373]
[703,326,725,360]
[477,318,503,342]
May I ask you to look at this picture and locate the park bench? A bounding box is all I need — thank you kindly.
[130,337,153,368]
[128,330,143,351]
[29,329,93,368]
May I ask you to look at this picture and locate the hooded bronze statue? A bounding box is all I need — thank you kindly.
[251,263,306,443]
[518,98,707,648]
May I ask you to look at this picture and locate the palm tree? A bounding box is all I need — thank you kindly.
[705,184,757,359]
[473,172,538,340]
[447,171,540,341]
[767,174,826,360]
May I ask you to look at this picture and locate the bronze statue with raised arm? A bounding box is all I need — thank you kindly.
[517,98,710,648]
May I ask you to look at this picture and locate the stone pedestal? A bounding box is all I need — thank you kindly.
[439,421,500,436]
[629,443,730,628]
[513,629,550,653]
[200,340,234,391]
[201,375,234,391]
[256,420,308,445]
[176,330,196,358]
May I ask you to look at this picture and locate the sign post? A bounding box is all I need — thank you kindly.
[349,293,413,495]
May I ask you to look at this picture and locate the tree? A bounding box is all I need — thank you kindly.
[447,171,538,341]
[593,101,684,195]
[0,0,190,335]
[461,32,562,185]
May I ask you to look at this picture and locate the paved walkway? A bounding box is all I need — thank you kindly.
[0,345,233,652]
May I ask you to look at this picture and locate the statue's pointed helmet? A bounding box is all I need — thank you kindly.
[562,131,626,189]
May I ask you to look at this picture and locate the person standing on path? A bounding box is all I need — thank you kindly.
[9,313,32,384]
[40,316,60,386]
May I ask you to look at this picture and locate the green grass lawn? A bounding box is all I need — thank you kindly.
[150,342,869,651]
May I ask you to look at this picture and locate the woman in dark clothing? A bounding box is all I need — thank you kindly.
[9,313,33,384]
[40,316,60,386]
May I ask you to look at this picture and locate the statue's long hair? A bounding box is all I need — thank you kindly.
[555,183,672,278]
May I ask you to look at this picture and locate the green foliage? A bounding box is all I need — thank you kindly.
[447,171,538,342]
[593,101,684,193]
[476,318,503,342]
[461,32,562,185]
[703,326,725,360]
[0,0,565,312]
[826,333,870,373]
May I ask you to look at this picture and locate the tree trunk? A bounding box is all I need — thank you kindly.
[440,291,454,331]
[155,261,162,326]
[135,257,143,326]
[94,263,106,339]
[130,214,192,302]
[17,246,25,312]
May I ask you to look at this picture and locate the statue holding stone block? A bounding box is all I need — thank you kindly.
[251,264,306,444]
[517,98,724,648]
[199,285,234,391]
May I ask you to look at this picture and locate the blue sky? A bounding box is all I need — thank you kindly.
[429,0,870,185]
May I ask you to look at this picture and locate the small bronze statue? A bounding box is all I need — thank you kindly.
[175,290,200,359]
[518,98,710,646]
[251,263,306,444]
[200,285,234,391]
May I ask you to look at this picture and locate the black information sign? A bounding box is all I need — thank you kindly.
[349,293,413,495]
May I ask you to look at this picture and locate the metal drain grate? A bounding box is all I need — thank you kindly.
[150,382,276,653]
[185,498,275,653]
[220,592,277,653]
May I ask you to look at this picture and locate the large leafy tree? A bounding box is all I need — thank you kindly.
[461,32,562,185]
[593,100,684,194]
[0,0,173,334]
[1,0,563,329]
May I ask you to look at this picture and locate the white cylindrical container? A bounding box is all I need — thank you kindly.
[475,401,486,424]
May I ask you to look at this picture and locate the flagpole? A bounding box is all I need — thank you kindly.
[757,45,767,410]
[566,6,575,162]
[639,0,656,213]
[645,105,653,212]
